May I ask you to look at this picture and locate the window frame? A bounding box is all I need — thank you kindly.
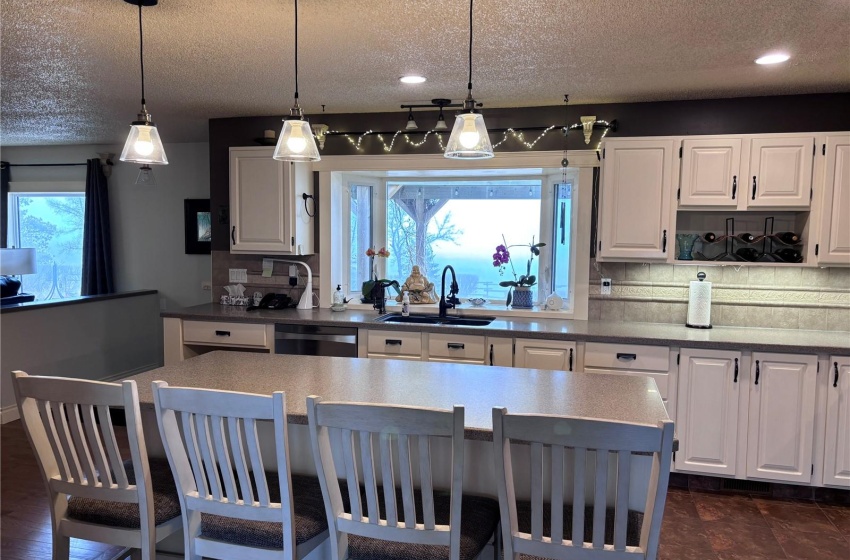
[318,151,595,319]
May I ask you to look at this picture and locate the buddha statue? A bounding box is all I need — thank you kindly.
[396,265,437,304]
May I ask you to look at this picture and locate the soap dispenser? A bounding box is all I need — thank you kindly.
[332,285,346,309]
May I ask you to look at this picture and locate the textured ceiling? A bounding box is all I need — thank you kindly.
[1,0,849,146]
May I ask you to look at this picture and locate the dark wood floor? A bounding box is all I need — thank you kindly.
[2,420,848,559]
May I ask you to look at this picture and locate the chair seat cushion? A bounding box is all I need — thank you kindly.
[67,457,181,528]
[514,500,644,558]
[200,474,328,549]
[346,490,500,560]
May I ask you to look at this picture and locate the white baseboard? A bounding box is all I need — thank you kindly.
[1,362,161,425]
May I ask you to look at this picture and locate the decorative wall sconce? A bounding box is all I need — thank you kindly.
[311,124,329,149]
[580,116,597,145]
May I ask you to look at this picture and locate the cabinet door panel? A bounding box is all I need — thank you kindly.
[514,339,576,371]
[823,357,850,487]
[676,349,740,476]
[747,353,817,483]
[599,140,675,259]
[680,138,742,207]
[748,137,814,208]
[818,135,850,265]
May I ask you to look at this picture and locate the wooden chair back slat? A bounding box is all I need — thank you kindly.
[613,451,632,552]
[379,433,398,526]
[97,404,129,487]
[398,433,417,529]
[52,401,84,483]
[36,398,70,481]
[360,431,380,524]
[550,444,564,544]
[227,416,255,505]
[195,413,223,501]
[243,417,271,506]
[592,449,609,549]
[81,404,112,486]
[418,435,436,531]
[492,407,674,559]
[180,411,209,497]
[307,396,466,557]
[67,404,97,484]
[530,442,544,541]
[571,447,587,547]
[210,415,238,502]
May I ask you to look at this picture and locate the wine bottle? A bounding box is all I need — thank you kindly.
[739,232,756,243]
[703,232,717,243]
[774,248,803,263]
[774,231,800,244]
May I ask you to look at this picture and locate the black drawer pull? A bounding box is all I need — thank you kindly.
[385,339,402,346]
[215,330,231,337]
[662,230,667,253]
[231,226,236,245]
[732,175,737,199]
[447,342,465,350]
[752,176,757,200]
[569,348,574,371]
[616,353,637,361]
[733,358,738,383]
[834,362,840,388]
[754,360,760,385]
[489,344,494,366]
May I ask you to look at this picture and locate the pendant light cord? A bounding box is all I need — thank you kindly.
[294,0,299,104]
[467,0,473,93]
[138,3,145,106]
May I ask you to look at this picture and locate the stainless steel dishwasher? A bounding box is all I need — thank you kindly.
[274,324,358,357]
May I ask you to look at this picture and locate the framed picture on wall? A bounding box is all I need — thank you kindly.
[184,199,211,254]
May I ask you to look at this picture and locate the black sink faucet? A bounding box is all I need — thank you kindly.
[439,265,461,318]
[372,280,396,315]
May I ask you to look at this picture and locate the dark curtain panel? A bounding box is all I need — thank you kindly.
[81,159,114,295]
[1,161,9,248]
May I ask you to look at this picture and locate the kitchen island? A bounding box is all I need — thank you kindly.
[128,351,670,508]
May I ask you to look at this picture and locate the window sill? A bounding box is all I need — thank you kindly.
[341,300,578,320]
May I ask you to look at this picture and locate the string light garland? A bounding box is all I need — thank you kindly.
[320,120,615,154]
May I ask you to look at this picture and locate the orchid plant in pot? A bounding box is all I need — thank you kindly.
[493,235,546,308]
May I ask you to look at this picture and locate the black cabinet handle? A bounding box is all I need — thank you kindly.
[732,175,737,199]
[616,353,637,361]
[385,339,402,346]
[834,362,840,388]
[489,344,494,366]
[734,358,738,383]
[754,360,760,385]
[569,348,574,371]
[752,176,757,200]
[447,342,465,350]
[215,330,231,337]
[662,230,667,252]
[231,226,236,245]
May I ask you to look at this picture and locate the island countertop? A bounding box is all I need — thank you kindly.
[162,303,850,355]
[128,351,670,442]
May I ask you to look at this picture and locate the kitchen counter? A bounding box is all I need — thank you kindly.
[128,351,671,442]
[162,303,850,355]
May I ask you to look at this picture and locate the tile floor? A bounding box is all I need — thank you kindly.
[2,420,848,560]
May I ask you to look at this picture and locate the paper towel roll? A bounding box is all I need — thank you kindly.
[686,280,712,328]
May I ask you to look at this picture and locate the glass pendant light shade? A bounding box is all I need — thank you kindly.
[135,165,157,186]
[444,112,494,159]
[120,123,168,164]
[273,118,321,162]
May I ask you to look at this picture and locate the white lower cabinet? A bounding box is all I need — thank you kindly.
[823,356,850,487]
[676,349,741,476]
[746,352,817,484]
[514,339,577,371]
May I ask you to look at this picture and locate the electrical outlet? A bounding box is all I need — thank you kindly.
[229,268,248,283]
[601,278,612,295]
[288,265,298,278]
[201,281,212,291]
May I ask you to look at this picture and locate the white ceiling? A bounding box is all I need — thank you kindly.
[1,0,848,147]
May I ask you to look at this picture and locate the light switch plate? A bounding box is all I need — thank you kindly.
[229,268,248,283]
[601,278,612,295]
[289,265,298,278]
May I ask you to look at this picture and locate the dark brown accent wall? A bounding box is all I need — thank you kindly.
[210,92,850,251]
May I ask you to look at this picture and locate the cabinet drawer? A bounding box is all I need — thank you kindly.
[183,321,268,347]
[584,342,670,372]
[583,367,670,400]
[366,330,422,357]
[428,334,486,361]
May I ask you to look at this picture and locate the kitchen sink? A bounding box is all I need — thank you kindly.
[375,313,495,327]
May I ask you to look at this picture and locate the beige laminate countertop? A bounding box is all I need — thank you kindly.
[128,351,671,442]
[162,304,850,355]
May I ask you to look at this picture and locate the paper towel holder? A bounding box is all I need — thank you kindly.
[686,271,713,329]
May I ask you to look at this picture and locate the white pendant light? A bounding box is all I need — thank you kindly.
[405,108,419,130]
[273,0,321,162]
[435,108,448,130]
[120,0,168,166]
[445,0,493,159]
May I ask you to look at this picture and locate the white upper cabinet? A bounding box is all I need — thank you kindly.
[229,147,314,254]
[747,136,815,208]
[817,134,850,265]
[746,352,817,484]
[679,138,742,207]
[823,356,850,488]
[598,139,675,260]
[676,349,741,476]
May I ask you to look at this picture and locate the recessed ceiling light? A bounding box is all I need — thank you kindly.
[755,53,790,65]
[400,75,427,84]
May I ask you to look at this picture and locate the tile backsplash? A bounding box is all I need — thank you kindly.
[212,250,321,306]
[589,261,850,332]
